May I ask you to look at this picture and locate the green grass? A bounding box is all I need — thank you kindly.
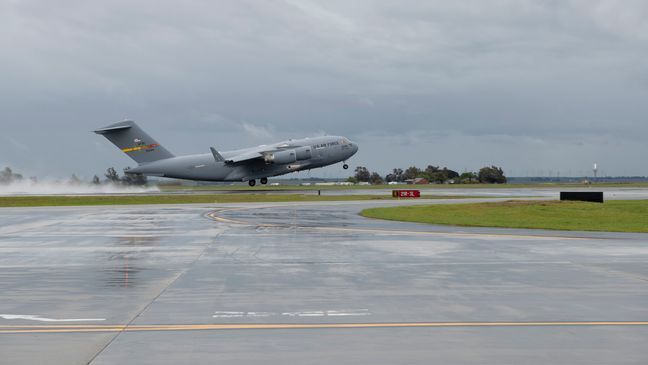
[361,200,648,233]
[0,194,482,208]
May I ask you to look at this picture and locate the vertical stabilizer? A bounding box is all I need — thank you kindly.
[94,120,174,164]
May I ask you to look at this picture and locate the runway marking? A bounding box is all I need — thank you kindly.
[0,314,106,322]
[205,210,589,240]
[2,321,648,334]
[213,309,371,318]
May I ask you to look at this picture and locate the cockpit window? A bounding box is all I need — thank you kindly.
[341,138,349,145]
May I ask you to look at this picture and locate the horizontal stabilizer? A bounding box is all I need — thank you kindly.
[94,124,132,134]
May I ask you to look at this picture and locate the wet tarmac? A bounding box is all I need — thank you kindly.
[1,199,647,364]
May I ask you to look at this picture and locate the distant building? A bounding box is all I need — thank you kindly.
[405,178,429,185]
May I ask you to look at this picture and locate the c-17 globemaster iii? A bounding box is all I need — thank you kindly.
[95,120,358,186]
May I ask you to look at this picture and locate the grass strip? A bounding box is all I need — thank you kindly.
[0,194,480,208]
[361,200,648,233]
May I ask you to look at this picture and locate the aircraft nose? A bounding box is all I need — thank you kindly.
[349,141,359,155]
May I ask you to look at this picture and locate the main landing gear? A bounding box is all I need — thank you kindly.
[248,177,268,187]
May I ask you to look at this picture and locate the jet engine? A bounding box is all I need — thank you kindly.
[264,149,297,164]
[295,146,312,160]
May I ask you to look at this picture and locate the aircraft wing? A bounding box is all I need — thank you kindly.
[219,143,298,164]
[224,150,265,164]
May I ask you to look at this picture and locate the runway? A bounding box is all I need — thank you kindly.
[1,199,647,364]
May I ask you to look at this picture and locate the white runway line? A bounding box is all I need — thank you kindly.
[0,314,106,322]
[213,309,371,318]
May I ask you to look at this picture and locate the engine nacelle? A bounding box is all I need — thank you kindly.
[295,146,312,160]
[264,149,297,164]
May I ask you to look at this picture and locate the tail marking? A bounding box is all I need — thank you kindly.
[122,143,161,153]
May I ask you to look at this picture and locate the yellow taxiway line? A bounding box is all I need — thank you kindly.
[2,321,648,334]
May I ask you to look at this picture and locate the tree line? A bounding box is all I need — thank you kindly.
[349,165,506,184]
[0,167,24,184]
[102,167,148,186]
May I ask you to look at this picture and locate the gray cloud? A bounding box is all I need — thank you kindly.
[1,0,646,177]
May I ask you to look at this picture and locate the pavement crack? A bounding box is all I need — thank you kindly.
[85,231,220,365]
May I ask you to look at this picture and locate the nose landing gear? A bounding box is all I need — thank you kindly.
[343,163,349,170]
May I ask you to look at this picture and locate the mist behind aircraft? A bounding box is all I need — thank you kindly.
[0,180,159,196]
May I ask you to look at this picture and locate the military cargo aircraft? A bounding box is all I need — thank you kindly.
[95,120,358,186]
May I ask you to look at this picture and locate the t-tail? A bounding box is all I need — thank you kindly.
[94,120,174,164]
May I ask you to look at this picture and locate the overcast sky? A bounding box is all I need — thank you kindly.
[1,0,647,179]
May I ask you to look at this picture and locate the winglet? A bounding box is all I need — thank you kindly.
[210,147,225,162]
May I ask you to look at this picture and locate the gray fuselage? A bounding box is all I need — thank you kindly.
[128,136,358,182]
